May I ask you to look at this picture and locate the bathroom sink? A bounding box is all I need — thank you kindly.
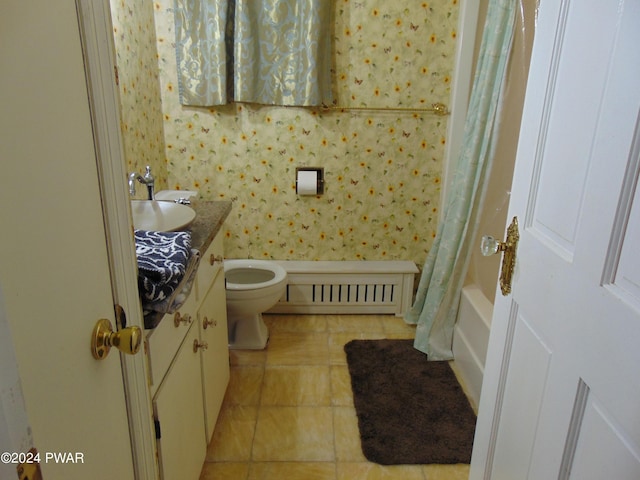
[131,200,196,232]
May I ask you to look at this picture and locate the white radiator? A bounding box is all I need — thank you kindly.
[268,260,419,316]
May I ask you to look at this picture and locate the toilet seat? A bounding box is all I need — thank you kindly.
[224,259,287,291]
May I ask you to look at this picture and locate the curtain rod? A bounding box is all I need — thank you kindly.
[319,102,449,116]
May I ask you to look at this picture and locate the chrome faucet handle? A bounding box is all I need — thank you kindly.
[143,166,154,183]
[143,166,155,200]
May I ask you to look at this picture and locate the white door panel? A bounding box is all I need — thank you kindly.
[490,311,552,479]
[567,394,640,480]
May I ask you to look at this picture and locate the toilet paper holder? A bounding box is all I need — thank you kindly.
[296,167,324,195]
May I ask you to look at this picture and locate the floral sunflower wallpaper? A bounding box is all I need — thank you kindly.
[110,0,168,193]
[112,0,460,267]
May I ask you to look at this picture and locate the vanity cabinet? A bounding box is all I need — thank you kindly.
[145,213,230,480]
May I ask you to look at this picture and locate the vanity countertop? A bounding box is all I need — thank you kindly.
[188,200,232,254]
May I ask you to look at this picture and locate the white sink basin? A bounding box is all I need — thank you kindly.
[131,200,196,232]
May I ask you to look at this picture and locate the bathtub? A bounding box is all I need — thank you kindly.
[452,284,493,409]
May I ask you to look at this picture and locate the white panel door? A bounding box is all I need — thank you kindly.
[0,1,136,479]
[471,1,640,479]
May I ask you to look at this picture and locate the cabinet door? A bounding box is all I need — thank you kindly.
[198,268,230,441]
[153,324,206,480]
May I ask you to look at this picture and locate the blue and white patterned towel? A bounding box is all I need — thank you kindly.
[134,229,192,303]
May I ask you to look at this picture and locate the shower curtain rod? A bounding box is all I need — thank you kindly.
[319,102,449,116]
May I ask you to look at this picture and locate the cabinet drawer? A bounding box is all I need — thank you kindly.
[196,233,224,300]
[146,292,196,394]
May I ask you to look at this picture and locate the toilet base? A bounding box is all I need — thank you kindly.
[228,312,269,350]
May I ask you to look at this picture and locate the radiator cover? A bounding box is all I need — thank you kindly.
[268,261,418,316]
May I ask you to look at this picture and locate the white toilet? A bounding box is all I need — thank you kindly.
[224,259,287,349]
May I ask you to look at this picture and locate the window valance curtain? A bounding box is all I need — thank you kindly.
[173,0,333,107]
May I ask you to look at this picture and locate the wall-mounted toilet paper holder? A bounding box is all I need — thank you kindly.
[296,167,324,195]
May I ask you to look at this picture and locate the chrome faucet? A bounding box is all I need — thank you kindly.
[128,166,155,200]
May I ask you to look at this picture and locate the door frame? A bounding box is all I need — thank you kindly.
[74,0,486,477]
[76,1,158,478]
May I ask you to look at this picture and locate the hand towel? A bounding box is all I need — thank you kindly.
[134,229,192,303]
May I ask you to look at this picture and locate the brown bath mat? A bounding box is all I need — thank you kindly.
[344,339,476,465]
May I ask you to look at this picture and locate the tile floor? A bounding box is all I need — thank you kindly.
[199,314,473,480]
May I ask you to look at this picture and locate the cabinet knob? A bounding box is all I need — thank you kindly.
[174,312,192,328]
[193,339,208,352]
[209,254,224,266]
[203,317,217,329]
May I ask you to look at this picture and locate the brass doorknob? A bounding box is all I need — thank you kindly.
[481,216,519,296]
[91,318,142,360]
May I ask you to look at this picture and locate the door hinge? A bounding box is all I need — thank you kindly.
[16,448,43,480]
[115,304,127,329]
[154,418,161,439]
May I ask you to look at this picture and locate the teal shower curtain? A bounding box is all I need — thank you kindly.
[405,0,517,360]
[173,0,333,107]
